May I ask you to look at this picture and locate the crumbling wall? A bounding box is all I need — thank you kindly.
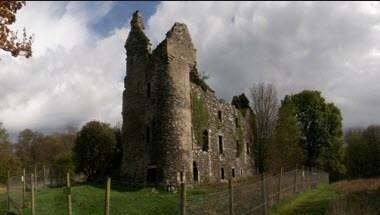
[191,83,256,184]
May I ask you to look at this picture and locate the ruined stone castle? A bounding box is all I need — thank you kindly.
[122,11,256,188]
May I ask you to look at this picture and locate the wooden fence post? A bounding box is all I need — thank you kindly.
[104,177,111,215]
[309,168,313,189]
[49,168,52,187]
[22,168,26,206]
[228,179,234,215]
[294,165,298,194]
[34,166,37,193]
[31,173,35,215]
[278,167,283,203]
[43,166,46,188]
[66,172,72,215]
[7,170,10,212]
[180,182,186,215]
[261,174,268,215]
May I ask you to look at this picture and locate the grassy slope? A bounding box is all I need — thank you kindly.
[0,183,211,215]
[2,184,182,215]
[271,178,380,215]
[271,184,341,215]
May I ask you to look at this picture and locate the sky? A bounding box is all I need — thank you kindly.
[1,1,380,139]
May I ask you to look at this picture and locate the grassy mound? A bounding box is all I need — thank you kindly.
[271,177,380,215]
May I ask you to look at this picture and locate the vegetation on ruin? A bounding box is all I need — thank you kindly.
[190,70,214,93]
[235,111,245,157]
[191,93,209,147]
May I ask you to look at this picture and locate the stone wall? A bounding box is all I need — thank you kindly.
[191,83,256,184]
[122,11,256,188]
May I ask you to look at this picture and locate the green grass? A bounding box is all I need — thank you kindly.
[271,178,380,215]
[1,184,184,215]
[0,191,6,214]
[271,184,341,215]
[0,183,211,215]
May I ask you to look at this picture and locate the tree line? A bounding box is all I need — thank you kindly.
[249,83,377,181]
[0,122,122,184]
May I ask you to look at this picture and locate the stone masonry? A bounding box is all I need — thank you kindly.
[122,11,256,189]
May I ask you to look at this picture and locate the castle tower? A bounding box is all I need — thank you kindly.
[122,11,152,183]
[122,11,195,187]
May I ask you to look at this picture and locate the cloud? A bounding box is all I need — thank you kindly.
[147,1,380,128]
[2,1,380,138]
[0,2,128,136]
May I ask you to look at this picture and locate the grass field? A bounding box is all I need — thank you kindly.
[0,184,189,215]
[271,177,380,215]
[2,178,379,215]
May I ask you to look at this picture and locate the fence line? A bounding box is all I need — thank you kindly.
[185,167,329,215]
[5,166,328,215]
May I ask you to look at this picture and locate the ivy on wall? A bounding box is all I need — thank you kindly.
[235,111,245,157]
[191,93,209,147]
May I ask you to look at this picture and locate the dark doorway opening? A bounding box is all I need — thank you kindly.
[193,161,199,182]
[147,168,157,183]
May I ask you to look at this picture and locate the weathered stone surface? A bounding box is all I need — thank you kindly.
[122,11,256,189]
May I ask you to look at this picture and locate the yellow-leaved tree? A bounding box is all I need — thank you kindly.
[0,0,32,58]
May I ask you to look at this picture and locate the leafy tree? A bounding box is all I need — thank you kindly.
[0,123,21,183]
[345,128,368,178]
[0,1,33,57]
[250,83,278,173]
[362,125,380,177]
[267,98,305,171]
[287,90,345,179]
[15,129,44,169]
[73,121,117,179]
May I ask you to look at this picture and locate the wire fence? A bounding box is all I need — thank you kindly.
[4,166,329,215]
[185,167,329,215]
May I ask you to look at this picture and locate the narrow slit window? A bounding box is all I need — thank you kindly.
[246,142,250,154]
[147,82,151,98]
[232,168,235,178]
[218,110,222,122]
[218,135,223,154]
[236,140,240,157]
[221,168,225,180]
[146,126,150,144]
[202,130,209,152]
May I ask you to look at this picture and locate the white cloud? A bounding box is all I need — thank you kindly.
[2,1,380,137]
[147,1,380,128]
[0,2,127,136]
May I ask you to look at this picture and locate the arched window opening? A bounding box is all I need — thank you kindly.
[218,110,222,122]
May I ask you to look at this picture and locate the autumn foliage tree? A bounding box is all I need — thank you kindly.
[0,0,32,58]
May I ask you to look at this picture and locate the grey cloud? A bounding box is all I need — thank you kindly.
[148,2,380,128]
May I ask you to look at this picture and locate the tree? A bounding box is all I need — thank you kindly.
[15,129,44,169]
[345,125,380,179]
[0,1,33,58]
[287,90,345,179]
[0,123,21,183]
[250,83,278,173]
[345,128,368,178]
[361,125,380,177]
[267,97,305,171]
[73,121,117,179]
